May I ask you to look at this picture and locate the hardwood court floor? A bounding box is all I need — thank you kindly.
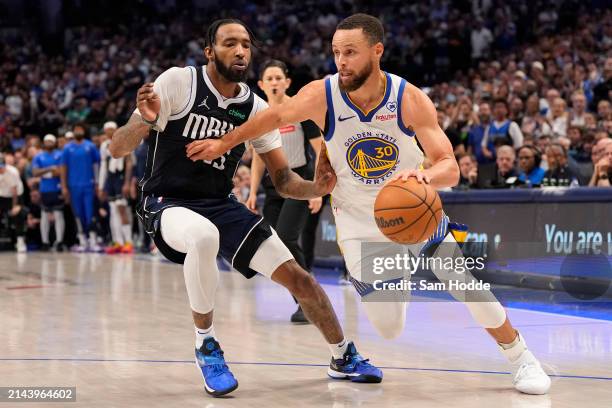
[1,253,611,407]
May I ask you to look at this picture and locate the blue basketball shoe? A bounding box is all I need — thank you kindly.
[328,341,383,383]
[195,337,238,396]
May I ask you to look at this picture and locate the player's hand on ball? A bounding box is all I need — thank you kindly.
[137,83,160,122]
[186,138,228,161]
[389,169,431,184]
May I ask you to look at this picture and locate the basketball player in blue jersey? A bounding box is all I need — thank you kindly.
[109,19,381,398]
[188,14,551,395]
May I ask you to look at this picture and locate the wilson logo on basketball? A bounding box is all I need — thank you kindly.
[375,216,405,229]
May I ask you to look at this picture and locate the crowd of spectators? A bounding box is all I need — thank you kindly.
[0,0,610,251]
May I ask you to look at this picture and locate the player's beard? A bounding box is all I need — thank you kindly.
[214,56,249,83]
[339,60,373,92]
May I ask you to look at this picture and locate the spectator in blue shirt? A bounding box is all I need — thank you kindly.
[60,123,101,251]
[32,134,65,251]
[517,145,546,186]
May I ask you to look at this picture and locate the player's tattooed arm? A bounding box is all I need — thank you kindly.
[260,144,335,199]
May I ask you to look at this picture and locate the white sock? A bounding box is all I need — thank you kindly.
[109,202,123,245]
[195,325,216,349]
[329,337,349,360]
[121,223,133,244]
[53,210,65,243]
[40,211,50,244]
[88,231,98,247]
[499,332,528,363]
[78,233,87,247]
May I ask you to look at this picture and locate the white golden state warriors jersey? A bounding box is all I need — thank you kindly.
[323,72,424,241]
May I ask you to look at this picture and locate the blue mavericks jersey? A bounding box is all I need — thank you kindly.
[33,150,63,193]
[61,140,100,188]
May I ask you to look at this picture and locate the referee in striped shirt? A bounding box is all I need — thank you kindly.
[247,60,323,323]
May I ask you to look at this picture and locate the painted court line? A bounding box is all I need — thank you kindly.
[1,358,610,381]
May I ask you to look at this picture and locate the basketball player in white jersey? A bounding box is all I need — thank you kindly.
[187,14,551,395]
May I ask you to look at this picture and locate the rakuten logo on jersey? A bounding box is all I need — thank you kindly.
[375,113,397,121]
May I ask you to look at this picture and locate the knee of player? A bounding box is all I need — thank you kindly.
[185,224,220,250]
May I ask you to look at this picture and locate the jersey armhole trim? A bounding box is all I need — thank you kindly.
[397,79,416,137]
[324,77,335,141]
[168,66,197,121]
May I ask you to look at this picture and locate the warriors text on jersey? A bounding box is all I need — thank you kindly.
[323,72,424,241]
[138,65,281,199]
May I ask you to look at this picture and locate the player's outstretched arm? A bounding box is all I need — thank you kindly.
[258,143,335,200]
[394,83,460,188]
[186,80,327,162]
[110,83,159,158]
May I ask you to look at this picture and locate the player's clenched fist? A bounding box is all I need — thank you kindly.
[137,83,160,122]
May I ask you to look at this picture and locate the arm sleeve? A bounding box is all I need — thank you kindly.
[98,143,108,188]
[300,120,321,140]
[133,66,192,132]
[249,96,282,154]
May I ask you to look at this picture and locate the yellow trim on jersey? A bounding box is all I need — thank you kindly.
[345,74,388,117]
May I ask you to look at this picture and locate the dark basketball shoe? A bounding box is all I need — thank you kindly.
[328,341,383,383]
[290,305,309,324]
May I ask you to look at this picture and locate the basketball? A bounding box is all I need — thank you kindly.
[374,178,443,244]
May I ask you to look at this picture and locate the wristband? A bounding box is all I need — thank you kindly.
[141,113,159,127]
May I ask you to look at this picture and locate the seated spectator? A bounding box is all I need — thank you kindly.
[536,134,552,171]
[0,153,27,252]
[567,126,590,162]
[517,146,545,186]
[591,142,612,187]
[569,91,588,127]
[597,100,611,124]
[542,144,579,187]
[466,101,493,164]
[521,94,551,138]
[589,138,612,186]
[481,98,524,160]
[546,97,569,138]
[475,145,519,189]
[446,96,476,154]
[454,153,478,190]
[583,113,599,130]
